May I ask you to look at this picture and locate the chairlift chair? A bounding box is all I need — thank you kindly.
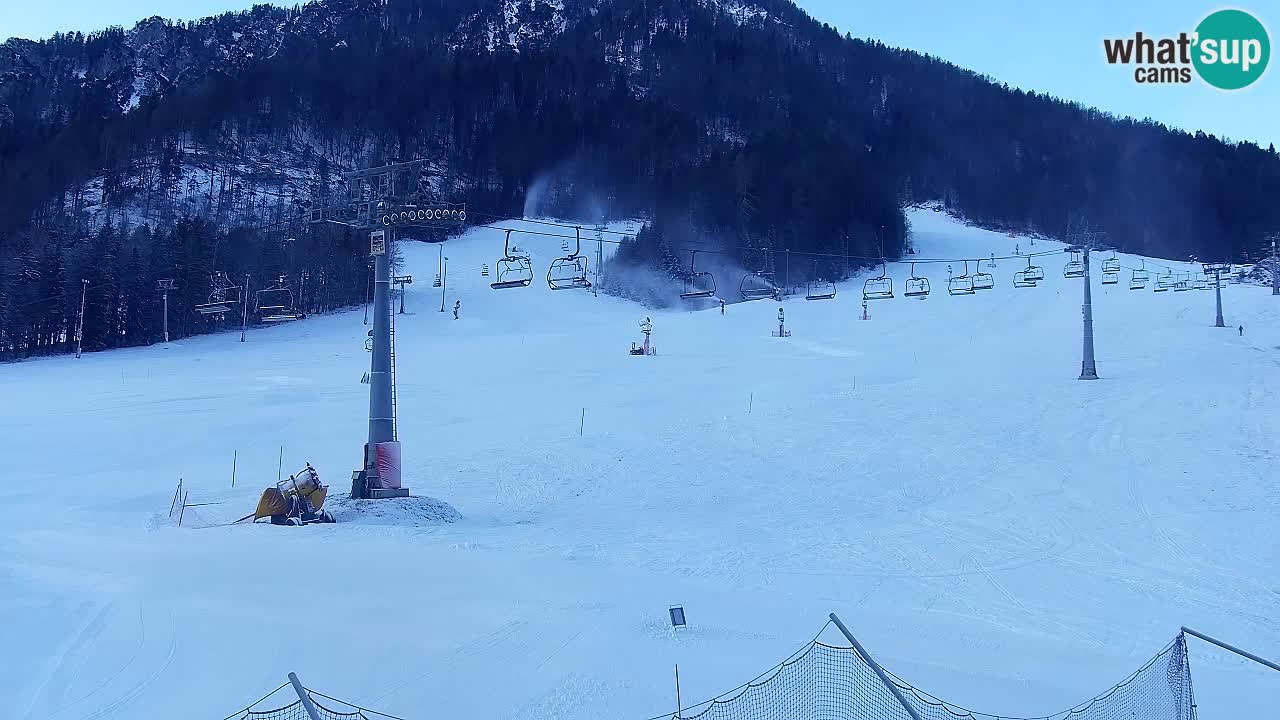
[1023,259,1045,282]
[1173,273,1191,292]
[1064,252,1085,278]
[1193,275,1209,290]
[491,230,535,290]
[948,261,975,295]
[433,273,442,288]
[863,261,894,300]
[1102,270,1119,285]
[256,276,304,322]
[904,263,930,298]
[680,250,717,300]
[971,259,994,290]
[1102,253,1120,273]
[739,270,777,301]
[547,227,592,290]
[195,272,242,315]
[1013,257,1041,288]
[805,279,837,300]
[1130,264,1149,290]
[1154,271,1173,292]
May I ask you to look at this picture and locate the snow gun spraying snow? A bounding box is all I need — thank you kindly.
[239,463,336,526]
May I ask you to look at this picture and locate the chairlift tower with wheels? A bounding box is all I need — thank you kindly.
[305,160,466,499]
[1067,232,1106,380]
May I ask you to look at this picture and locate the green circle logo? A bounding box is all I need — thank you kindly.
[1193,9,1270,89]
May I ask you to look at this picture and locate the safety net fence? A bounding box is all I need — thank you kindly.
[221,621,1196,720]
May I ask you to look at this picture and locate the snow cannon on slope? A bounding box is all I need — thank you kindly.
[252,463,336,526]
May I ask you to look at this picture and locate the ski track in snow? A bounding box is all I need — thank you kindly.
[0,212,1277,719]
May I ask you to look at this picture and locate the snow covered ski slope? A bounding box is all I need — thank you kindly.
[1,210,1277,719]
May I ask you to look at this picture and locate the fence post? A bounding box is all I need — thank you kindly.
[829,613,922,720]
[170,479,183,517]
[287,672,323,720]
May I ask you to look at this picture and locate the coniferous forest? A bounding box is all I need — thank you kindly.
[1,0,1277,358]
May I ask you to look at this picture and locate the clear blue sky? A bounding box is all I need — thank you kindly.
[1,0,1275,146]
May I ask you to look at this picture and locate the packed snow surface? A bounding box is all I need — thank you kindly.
[1,210,1277,719]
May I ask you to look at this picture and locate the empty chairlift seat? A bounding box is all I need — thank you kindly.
[547,228,592,290]
[904,263,930,298]
[256,275,305,322]
[1064,252,1085,278]
[680,251,717,300]
[863,261,894,300]
[1130,265,1149,290]
[740,271,777,301]
[948,262,975,295]
[1013,257,1041,288]
[195,272,242,315]
[805,279,837,301]
[971,259,994,290]
[491,230,534,290]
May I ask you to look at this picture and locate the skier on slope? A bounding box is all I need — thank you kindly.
[1239,325,1244,336]
[453,300,461,319]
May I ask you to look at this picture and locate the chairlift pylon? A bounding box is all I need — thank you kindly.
[547,227,592,290]
[948,261,975,295]
[862,260,894,300]
[680,250,717,300]
[904,262,930,298]
[490,230,534,290]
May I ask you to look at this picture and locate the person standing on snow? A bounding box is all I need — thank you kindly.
[1239,325,1243,336]
[720,299,726,315]
[453,300,460,320]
